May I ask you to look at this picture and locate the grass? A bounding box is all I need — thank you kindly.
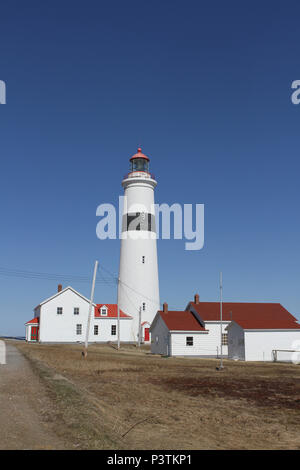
[15,342,300,450]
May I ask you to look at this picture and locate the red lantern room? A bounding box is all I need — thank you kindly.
[129,147,150,173]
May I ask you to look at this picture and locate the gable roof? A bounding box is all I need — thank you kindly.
[158,310,207,332]
[25,317,39,325]
[94,304,132,319]
[188,302,300,330]
[35,286,97,309]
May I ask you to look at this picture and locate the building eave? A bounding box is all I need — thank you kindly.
[36,286,97,308]
[169,330,209,334]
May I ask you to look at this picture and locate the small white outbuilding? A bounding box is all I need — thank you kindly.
[150,303,209,356]
[227,318,300,362]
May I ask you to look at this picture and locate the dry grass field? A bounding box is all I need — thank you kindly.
[14,342,300,450]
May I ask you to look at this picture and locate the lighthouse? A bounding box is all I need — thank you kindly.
[118,148,160,342]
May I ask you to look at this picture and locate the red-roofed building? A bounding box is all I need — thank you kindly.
[94,304,131,319]
[150,303,209,356]
[185,295,300,361]
[150,296,300,361]
[25,285,135,343]
[25,317,39,342]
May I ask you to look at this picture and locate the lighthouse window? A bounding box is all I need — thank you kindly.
[94,325,99,335]
[76,324,82,335]
[111,325,116,336]
[101,307,107,316]
[142,256,145,264]
[142,302,146,311]
[57,307,63,315]
[186,337,193,346]
[131,158,149,173]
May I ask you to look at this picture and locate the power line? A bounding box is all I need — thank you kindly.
[0,266,115,285]
[0,264,183,310]
[100,264,181,310]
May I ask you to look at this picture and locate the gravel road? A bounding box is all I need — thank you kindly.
[0,342,65,450]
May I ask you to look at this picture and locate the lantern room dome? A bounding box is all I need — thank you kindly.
[129,147,150,162]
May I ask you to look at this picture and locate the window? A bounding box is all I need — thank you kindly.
[222,333,228,346]
[131,158,149,173]
[186,336,193,346]
[57,307,63,315]
[142,256,145,264]
[101,307,107,316]
[94,325,99,335]
[74,307,79,315]
[155,336,159,344]
[142,302,146,311]
[111,325,116,336]
[76,324,82,335]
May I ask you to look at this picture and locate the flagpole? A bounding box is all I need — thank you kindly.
[117,277,120,350]
[217,271,224,371]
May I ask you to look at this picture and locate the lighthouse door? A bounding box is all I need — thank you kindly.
[144,328,150,342]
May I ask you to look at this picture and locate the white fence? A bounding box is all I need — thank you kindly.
[272,349,300,364]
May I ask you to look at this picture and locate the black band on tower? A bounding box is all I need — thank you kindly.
[122,212,156,232]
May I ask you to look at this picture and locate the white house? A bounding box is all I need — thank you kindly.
[150,303,209,356]
[25,284,134,343]
[150,295,300,361]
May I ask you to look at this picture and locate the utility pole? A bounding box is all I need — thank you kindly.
[83,260,98,358]
[117,277,120,350]
[137,306,142,348]
[217,271,224,370]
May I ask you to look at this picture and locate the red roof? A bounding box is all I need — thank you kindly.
[94,304,132,318]
[129,147,150,162]
[189,302,300,330]
[159,310,207,331]
[25,317,39,325]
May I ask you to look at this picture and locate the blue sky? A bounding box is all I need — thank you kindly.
[1,0,300,335]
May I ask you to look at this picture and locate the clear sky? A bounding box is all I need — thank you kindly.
[1,1,300,336]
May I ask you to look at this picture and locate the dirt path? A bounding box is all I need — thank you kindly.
[0,342,66,450]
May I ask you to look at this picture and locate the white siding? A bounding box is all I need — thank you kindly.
[25,325,29,341]
[227,323,245,360]
[170,332,210,356]
[204,322,229,356]
[38,288,132,343]
[150,317,230,357]
[244,330,300,361]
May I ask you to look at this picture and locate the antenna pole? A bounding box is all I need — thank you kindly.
[83,260,98,358]
[218,271,224,370]
[117,277,120,350]
[138,306,142,348]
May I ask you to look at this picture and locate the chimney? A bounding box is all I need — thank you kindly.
[58,284,62,293]
[163,302,168,313]
[194,293,200,304]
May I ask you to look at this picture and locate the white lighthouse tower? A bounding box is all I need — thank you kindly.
[118,148,160,342]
